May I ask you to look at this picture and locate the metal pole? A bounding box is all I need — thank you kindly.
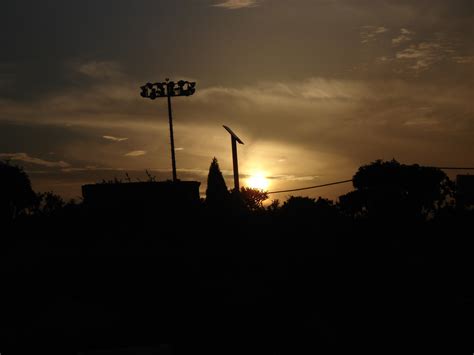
[231,137,239,191]
[141,80,195,182]
[167,93,178,182]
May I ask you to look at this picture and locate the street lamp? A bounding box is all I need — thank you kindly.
[223,125,244,191]
[140,79,196,182]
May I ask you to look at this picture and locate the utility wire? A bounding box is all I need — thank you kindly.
[266,167,474,195]
[431,167,474,170]
[267,179,353,194]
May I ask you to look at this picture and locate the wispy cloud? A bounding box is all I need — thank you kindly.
[61,166,125,173]
[268,174,319,181]
[369,31,468,73]
[124,150,146,157]
[75,61,122,80]
[213,0,259,10]
[452,56,474,64]
[403,118,439,128]
[396,40,452,71]
[2,75,472,202]
[152,167,209,176]
[1,76,472,188]
[102,135,128,142]
[360,26,388,44]
[0,153,70,168]
[392,28,414,46]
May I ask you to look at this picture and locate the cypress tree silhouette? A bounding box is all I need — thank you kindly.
[205,157,230,208]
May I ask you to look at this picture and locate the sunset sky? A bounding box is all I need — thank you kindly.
[1,0,473,200]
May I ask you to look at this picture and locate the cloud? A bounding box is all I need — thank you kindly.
[392,28,414,46]
[102,135,128,142]
[1,75,472,190]
[370,31,469,73]
[152,167,209,176]
[360,26,388,44]
[213,0,259,10]
[403,118,439,127]
[268,174,319,181]
[124,150,147,157]
[0,153,70,168]
[375,56,393,64]
[60,166,126,173]
[75,61,123,80]
[452,56,474,64]
[396,40,452,71]
[2,76,472,202]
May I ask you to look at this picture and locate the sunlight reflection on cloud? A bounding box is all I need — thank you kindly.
[213,0,259,10]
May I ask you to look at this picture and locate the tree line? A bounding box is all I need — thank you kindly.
[1,157,470,225]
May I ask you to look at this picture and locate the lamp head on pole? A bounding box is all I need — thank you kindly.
[223,125,244,145]
[140,80,197,99]
[223,125,244,192]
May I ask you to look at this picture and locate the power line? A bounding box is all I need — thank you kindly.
[266,167,474,195]
[432,167,474,170]
[267,179,353,194]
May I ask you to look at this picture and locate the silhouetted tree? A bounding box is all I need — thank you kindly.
[0,160,36,221]
[33,191,66,216]
[281,196,336,220]
[281,196,317,216]
[205,157,230,208]
[266,199,280,213]
[278,196,339,253]
[339,159,454,221]
[240,187,268,211]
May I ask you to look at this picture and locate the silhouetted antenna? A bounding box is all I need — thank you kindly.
[140,79,196,182]
[223,125,244,191]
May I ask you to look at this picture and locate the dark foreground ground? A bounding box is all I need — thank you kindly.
[1,205,473,354]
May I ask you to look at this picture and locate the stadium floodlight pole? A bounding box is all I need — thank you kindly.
[223,125,244,191]
[140,79,196,182]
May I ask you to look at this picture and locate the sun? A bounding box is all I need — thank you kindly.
[246,172,270,190]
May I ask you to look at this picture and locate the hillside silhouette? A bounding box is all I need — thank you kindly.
[1,159,473,354]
